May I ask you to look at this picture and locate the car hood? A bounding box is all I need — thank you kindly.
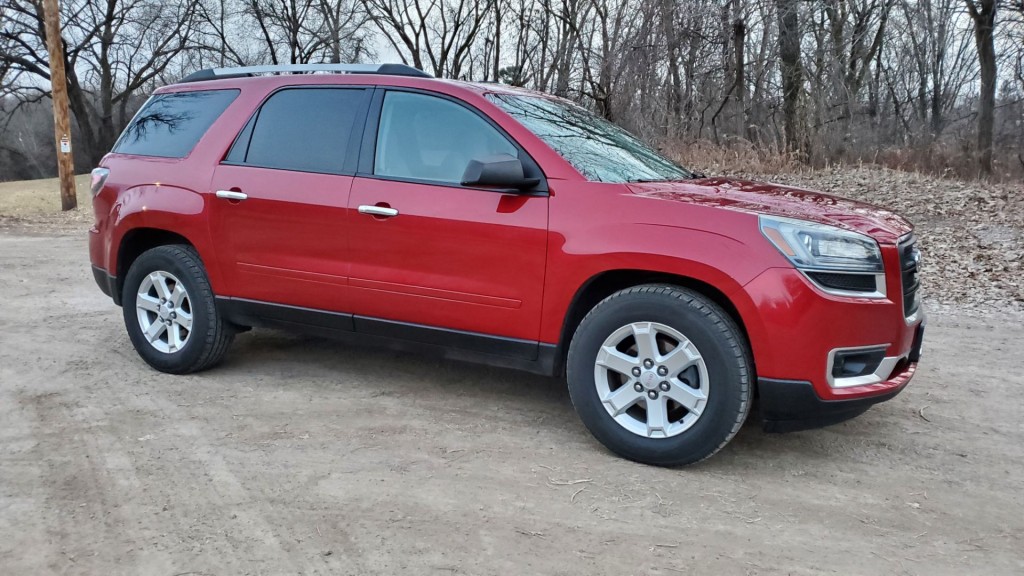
[627,177,913,244]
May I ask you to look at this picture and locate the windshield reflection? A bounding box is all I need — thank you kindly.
[488,93,693,183]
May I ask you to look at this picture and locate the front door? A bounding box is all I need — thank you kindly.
[347,89,548,350]
[209,87,370,312]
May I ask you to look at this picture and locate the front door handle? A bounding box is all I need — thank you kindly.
[358,205,399,218]
[216,190,248,201]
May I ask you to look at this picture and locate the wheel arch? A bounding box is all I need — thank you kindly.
[554,270,754,378]
[114,228,196,305]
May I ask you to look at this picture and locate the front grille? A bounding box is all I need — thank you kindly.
[899,235,921,317]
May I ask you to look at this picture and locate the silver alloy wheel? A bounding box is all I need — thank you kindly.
[594,322,710,438]
[135,270,193,354]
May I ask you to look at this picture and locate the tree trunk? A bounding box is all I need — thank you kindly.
[777,0,804,158]
[659,0,682,137]
[733,16,746,138]
[493,4,502,82]
[965,0,997,175]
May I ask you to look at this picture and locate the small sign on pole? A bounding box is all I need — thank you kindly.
[60,134,71,154]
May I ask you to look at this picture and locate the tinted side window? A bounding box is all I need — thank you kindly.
[114,89,239,158]
[242,88,365,174]
[374,91,517,184]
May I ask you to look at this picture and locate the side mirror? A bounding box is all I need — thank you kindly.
[461,153,540,190]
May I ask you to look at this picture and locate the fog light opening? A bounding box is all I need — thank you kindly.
[831,347,887,380]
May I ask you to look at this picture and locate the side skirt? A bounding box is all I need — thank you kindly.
[216,297,560,376]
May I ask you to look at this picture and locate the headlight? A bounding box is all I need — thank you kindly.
[759,215,886,297]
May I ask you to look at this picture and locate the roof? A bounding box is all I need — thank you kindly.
[178,63,431,83]
[160,63,569,105]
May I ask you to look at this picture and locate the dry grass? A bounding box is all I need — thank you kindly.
[662,138,1024,182]
[662,139,807,176]
[0,175,93,232]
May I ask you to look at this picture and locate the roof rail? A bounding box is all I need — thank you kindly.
[179,63,431,83]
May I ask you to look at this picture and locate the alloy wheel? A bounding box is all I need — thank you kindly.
[135,270,193,354]
[593,321,710,438]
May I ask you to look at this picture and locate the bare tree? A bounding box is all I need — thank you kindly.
[360,0,496,78]
[244,0,325,64]
[193,0,263,66]
[576,0,640,121]
[3,0,1024,181]
[898,0,971,137]
[777,0,805,156]
[319,0,371,63]
[0,0,205,165]
[965,0,997,175]
[732,1,747,138]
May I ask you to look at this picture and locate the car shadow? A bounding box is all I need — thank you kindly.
[217,328,901,470]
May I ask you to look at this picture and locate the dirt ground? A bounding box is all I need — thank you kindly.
[1,182,1023,575]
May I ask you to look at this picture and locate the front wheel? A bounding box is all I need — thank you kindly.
[122,244,234,374]
[566,285,752,466]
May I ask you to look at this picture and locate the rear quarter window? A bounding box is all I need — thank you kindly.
[113,89,239,158]
[228,88,368,174]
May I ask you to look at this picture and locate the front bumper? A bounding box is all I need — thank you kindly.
[758,364,915,432]
[758,315,924,432]
[740,265,924,390]
[736,259,925,430]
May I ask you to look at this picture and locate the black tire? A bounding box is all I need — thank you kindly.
[566,284,752,466]
[122,244,234,374]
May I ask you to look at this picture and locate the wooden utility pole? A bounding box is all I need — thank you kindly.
[42,0,77,211]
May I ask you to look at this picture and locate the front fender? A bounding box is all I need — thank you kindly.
[540,222,770,334]
[541,184,788,373]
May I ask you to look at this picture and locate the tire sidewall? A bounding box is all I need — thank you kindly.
[567,288,750,466]
[122,247,213,373]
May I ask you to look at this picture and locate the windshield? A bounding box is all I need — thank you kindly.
[487,93,693,183]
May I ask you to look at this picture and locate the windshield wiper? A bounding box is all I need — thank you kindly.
[628,173,705,183]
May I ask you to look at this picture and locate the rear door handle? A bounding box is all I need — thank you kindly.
[358,205,399,218]
[216,190,248,201]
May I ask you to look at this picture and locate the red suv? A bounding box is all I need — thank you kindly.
[89,64,924,465]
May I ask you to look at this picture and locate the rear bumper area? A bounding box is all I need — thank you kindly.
[92,265,120,304]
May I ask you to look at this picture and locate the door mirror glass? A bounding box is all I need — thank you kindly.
[461,154,540,190]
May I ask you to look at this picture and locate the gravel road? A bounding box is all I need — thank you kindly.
[1,230,1022,575]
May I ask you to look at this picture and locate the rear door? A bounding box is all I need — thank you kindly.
[347,89,549,352]
[209,87,370,312]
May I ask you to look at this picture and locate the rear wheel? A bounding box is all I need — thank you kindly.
[566,285,752,466]
[122,245,234,374]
